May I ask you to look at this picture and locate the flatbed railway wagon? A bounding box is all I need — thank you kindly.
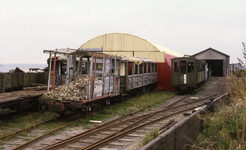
[171,57,207,92]
[39,49,157,117]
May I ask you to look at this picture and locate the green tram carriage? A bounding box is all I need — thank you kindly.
[171,57,207,92]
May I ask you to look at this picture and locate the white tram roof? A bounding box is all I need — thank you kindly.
[44,48,157,65]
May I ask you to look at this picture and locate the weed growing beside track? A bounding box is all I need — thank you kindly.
[141,127,160,147]
[193,75,246,149]
[71,91,174,129]
[191,44,246,150]
[0,91,174,147]
[103,91,174,116]
[0,111,57,138]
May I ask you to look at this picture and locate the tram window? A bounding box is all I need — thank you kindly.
[128,63,133,75]
[139,63,143,74]
[197,63,202,72]
[180,61,186,74]
[188,62,194,73]
[135,64,138,74]
[144,63,147,73]
[96,63,103,70]
[173,62,179,73]
[148,63,150,73]
[152,63,154,72]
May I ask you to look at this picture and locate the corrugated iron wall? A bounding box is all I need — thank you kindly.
[79,33,184,90]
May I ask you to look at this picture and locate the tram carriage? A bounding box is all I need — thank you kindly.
[171,57,207,92]
[39,49,157,117]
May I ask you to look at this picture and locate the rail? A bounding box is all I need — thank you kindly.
[140,92,229,150]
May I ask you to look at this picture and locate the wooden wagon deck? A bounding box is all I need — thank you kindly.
[0,89,46,114]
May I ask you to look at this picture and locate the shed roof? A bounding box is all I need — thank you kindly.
[79,33,183,57]
[193,47,229,57]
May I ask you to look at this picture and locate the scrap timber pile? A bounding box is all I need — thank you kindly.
[42,74,93,101]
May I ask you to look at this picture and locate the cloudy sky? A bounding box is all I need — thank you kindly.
[0,0,245,64]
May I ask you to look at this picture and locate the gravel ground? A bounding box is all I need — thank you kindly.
[0,78,225,150]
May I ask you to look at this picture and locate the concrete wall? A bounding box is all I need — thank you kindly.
[140,93,229,150]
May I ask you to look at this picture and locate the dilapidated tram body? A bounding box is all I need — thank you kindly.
[39,49,157,117]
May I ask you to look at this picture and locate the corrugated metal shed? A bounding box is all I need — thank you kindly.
[79,33,183,90]
[79,33,183,62]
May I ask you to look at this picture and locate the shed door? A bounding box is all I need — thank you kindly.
[206,60,223,76]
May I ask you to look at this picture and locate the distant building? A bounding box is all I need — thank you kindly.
[229,63,244,75]
[193,47,230,76]
[9,67,25,73]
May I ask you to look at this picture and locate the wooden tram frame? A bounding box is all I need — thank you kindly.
[40,48,158,117]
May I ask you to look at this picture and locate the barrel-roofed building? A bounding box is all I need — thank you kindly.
[79,33,183,90]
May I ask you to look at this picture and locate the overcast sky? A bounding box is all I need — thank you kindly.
[0,0,245,64]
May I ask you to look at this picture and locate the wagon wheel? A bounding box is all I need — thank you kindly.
[80,104,92,118]
[58,111,66,116]
[105,99,111,108]
[39,101,45,114]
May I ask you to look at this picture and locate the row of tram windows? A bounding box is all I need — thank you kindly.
[128,63,157,75]
[172,61,204,74]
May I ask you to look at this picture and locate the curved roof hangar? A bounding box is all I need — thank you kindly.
[79,33,183,62]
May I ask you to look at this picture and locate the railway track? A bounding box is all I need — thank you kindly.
[1,93,176,150]
[1,78,228,150]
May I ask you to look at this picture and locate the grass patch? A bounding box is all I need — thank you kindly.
[0,90,174,146]
[22,138,30,141]
[20,132,27,136]
[194,100,246,149]
[0,110,57,138]
[83,125,91,129]
[50,132,58,136]
[192,72,246,149]
[61,127,66,131]
[28,135,37,138]
[138,127,159,148]
[107,91,174,116]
